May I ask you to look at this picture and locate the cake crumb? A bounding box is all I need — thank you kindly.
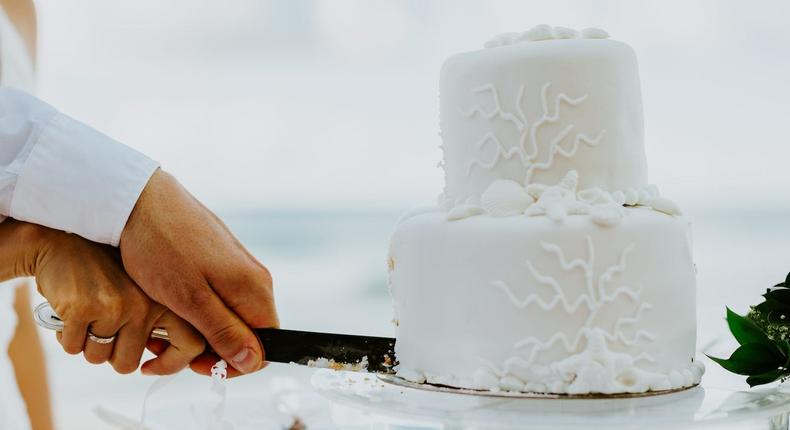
[288,417,306,430]
[391,318,400,327]
[306,356,369,372]
[387,256,396,272]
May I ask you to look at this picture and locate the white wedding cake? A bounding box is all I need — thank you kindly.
[387,25,704,395]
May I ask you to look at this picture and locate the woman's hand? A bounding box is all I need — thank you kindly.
[22,222,206,375]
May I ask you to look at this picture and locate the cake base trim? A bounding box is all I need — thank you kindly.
[379,373,701,399]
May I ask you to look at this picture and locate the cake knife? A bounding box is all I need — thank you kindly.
[33,302,397,374]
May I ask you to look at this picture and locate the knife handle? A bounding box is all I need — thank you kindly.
[34,301,171,340]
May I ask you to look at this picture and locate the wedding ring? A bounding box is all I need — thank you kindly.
[88,332,116,344]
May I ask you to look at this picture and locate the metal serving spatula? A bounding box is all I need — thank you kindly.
[33,302,397,374]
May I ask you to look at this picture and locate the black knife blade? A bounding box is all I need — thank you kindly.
[256,328,397,374]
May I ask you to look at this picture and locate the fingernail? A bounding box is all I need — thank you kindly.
[141,366,153,376]
[231,347,258,373]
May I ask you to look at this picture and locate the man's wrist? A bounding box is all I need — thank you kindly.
[120,168,159,248]
[119,168,183,249]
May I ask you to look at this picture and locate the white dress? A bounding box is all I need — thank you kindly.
[0,4,37,430]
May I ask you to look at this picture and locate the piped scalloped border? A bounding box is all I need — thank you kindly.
[485,25,610,49]
[394,358,704,396]
[379,374,700,399]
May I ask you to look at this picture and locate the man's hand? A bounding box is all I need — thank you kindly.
[119,169,278,376]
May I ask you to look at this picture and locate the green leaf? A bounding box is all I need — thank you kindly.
[746,369,787,387]
[754,300,780,315]
[755,297,790,312]
[707,343,785,375]
[763,289,790,305]
[727,307,773,346]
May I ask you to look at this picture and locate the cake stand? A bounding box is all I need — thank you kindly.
[312,370,790,429]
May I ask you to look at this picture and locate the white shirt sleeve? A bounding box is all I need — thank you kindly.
[0,87,159,246]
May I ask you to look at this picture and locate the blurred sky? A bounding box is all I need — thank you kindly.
[33,0,790,213]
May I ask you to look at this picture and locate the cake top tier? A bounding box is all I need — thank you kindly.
[440,26,647,208]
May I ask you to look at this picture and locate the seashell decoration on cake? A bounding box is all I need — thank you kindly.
[480,180,533,217]
[484,25,610,49]
[444,169,683,225]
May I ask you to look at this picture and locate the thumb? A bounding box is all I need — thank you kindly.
[141,312,205,376]
[169,284,264,374]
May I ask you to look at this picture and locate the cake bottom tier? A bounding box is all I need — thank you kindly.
[388,207,703,395]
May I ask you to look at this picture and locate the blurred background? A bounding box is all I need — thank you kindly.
[20,0,790,428]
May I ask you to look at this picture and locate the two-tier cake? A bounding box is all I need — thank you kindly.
[387,25,704,395]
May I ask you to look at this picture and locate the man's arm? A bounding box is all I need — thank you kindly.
[0,87,275,374]
[0,86,158,245]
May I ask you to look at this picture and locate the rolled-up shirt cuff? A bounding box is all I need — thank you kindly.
[9,112,159,246]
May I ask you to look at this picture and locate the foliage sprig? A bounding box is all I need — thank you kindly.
[709,272,790,387]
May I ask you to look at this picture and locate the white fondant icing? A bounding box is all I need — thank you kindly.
[446,204,484,221]
[390,209,698,394]
[396,205,442,225]
[441,34,646,202]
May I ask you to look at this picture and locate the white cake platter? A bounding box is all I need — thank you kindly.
[312,370,790,429]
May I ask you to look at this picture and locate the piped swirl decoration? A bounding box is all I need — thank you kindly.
[484,25,610,49]
[471,237,703,394]
[460,81,606,183]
